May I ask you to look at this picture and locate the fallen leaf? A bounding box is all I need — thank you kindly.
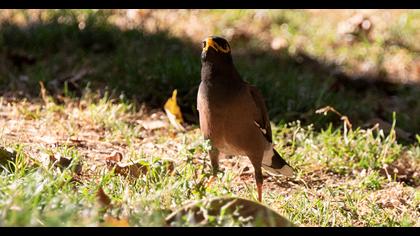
[103,215,129,227]
[97,187,112,208]
[67,138,87,148]
[164,160,175,174]
[0,147,16,171]
[97,187,129,226]
[165,197,295,227]
[114,162,148,178]
[106,152,148,178]
[105,151,123,163]
[164,89,185,131]
[49,153,83,174]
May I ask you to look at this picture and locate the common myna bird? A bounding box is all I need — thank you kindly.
[197,36,294,202]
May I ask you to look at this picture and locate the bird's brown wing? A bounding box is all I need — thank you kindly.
[248,84,294,176]
[248,84,273,143]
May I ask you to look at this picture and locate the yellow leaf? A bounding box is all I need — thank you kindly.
[164,89,185,131]
[103,215,130,227]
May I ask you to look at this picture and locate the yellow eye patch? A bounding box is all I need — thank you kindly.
[202,38,231,54]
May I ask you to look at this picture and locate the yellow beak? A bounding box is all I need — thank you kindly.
[202,37,231,54]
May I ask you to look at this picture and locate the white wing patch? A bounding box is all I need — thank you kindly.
[254,121,267,135]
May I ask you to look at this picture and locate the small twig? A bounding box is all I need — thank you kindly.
[38,81,49,106]
[316,106,353,144]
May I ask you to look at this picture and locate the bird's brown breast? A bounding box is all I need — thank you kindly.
[197,81,268,157]
[197,80,231,141]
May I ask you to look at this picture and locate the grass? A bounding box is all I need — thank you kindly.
[0,10,419,226]
[0,90,418,226]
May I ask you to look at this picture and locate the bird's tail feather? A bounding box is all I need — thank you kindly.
[262,149,294,177]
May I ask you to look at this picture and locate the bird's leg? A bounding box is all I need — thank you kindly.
[206,147,220,188]
[209,147,220,176]
[257,182,263,202]
[253,164,264,202]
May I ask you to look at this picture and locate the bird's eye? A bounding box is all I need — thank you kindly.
[202,41,206,48]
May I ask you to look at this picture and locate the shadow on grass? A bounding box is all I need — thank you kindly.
[0,11,419,143]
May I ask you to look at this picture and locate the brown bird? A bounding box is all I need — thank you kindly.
[197,36,294,202]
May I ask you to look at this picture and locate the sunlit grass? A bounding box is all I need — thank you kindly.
[0,92,419,226]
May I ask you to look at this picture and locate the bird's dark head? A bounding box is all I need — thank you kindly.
[201,36,232,64]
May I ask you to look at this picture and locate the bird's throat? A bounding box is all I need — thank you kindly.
[200,63,241,83]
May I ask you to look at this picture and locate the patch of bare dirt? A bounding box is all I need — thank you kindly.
[380,151,420,187]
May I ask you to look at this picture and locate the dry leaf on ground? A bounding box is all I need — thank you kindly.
[165,197,295,227]
[96,187,129,226]
[105,152,148,178]
[164,89,185,131]
[102,215,130,227]
[97,186,112,208]
[0,147,16,171]
[49,153,83,174]
[105,151,123,163]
